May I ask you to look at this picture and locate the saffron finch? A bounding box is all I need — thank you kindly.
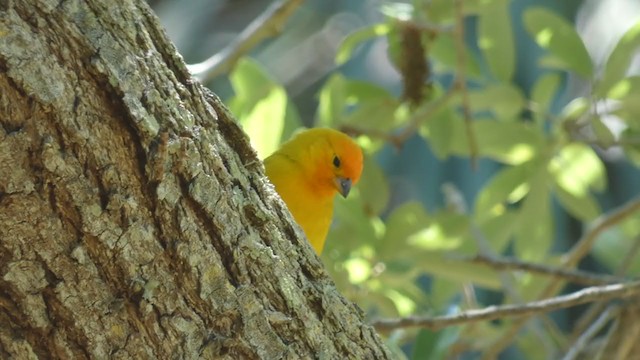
[264,128,364,254]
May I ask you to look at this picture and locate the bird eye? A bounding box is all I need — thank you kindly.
[333,156,341,168]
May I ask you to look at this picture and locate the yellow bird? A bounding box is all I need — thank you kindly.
[264,128,364,254]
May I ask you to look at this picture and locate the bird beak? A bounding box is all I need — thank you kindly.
[334,177,352,198]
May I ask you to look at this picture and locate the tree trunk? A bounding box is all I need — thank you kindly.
[0,1,391,358]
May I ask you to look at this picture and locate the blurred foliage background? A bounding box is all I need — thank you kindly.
[151,0,640,358]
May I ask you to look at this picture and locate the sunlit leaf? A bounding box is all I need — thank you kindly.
[344,257,372,284]
[523,7,593,78]
[548,143,607,195]
[558,97,590,123]
[381,201,430,257]
[229,58,300,158]
[606,76,640,100]
[317,74,347,127]
[450,120,545,164]
[595,21,640,97]
[514,168,552,261]
[475,162,536,221]
[478,0,514,81]
[407,212,470,252]
[384,288,416,316]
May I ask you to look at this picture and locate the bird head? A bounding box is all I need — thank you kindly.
[278,128,363,199]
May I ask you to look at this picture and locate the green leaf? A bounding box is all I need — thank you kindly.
[606,76,640,100]
[412,327,462,360]
[317,74,347,127]
[593,222,640,275]
[467,83,526,119]
[380,201,430,257]
[420,105,457,159]
[336,23,391,65]
[612,98,640,128]
[548,143,607,195]
[596,21,640,97]
[607,76,640,128]
[590,116,616,148]
[558,97,590,123]
[449,120,545,164]
[523,7,593,78]
[357,155,390,217]
[431,33,482,79]
[548,142,606,224]
[531,73,561,122]
[479,211,519,253]
[406,212,469,252]
[621,127,640,166]
[412,330,441,360]
[478,0,515,81]
[383,288,417,316]
[343,81,400,130]
[329,191,378,252]
[553,183,600,221]
[229,58,299,158]
[412,251,502,289]
[318,77,399,130]
[475,162,535,220]
[430,278,461,310]
[514,168,552,261]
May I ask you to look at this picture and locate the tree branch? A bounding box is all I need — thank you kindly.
[466,255,627,286]
[372,281,640,333]
[563,196,640,269]
[482,196,640,359]
[561,305,620,360]
[341,85,459,149]
[569,234,640,342]
[187,0,304,82]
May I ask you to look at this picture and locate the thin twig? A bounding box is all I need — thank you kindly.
[371,281,640,332]
[467,255,627,286]
[187,0,304,82]
[340,85,459,149]
[562,196,640,269]
[569,235,640,342]
[483,196,640,359]
[342,5,467,150]
[442,182,555,356]
[561,305,620,360]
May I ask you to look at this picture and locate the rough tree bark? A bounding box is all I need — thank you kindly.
[0,1,392,358]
